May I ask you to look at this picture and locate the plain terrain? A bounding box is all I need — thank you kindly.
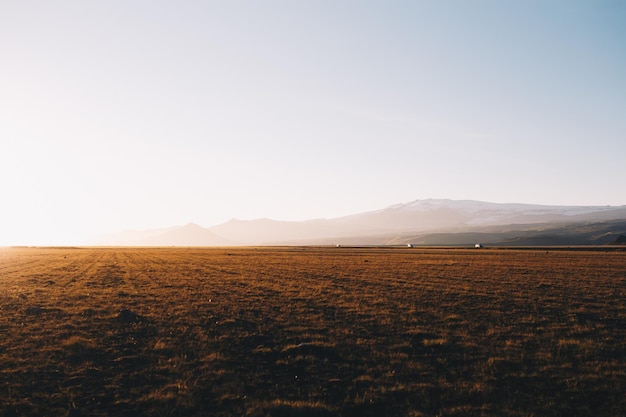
[0,247,625,416]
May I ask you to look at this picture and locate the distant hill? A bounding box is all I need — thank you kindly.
[91,199,626,246]
[94,223,235,246]
[609,234,626,245]
[387,220,626,247]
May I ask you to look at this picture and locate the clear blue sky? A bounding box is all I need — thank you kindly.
[1,1,625,245]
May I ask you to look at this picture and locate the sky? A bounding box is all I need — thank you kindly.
[1,0,625,245]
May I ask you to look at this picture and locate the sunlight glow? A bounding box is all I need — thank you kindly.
[1,1,624,245]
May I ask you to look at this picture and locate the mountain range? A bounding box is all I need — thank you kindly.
[92,199,626,246]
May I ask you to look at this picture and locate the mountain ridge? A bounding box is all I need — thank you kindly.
[91,199,626,246]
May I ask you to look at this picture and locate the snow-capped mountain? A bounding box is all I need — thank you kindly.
[91,199,626,246]
[371,199,624,227]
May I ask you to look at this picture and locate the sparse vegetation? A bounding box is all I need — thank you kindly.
[0,247,625,416]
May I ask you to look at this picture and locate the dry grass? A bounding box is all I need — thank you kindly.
[0,246,625,416]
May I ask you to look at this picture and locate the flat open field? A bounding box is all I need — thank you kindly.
[1,247,625,417]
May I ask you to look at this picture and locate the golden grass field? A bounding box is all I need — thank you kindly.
[1,246,625,416]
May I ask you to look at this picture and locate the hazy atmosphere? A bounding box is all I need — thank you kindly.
[2,1,625,245]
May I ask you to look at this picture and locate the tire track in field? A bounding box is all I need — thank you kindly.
[0,248,62,285]
[0,249,109,308]
[110,249,159,307]
[60,249,109,290]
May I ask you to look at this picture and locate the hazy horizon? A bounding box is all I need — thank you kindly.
[2,1,625,245]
